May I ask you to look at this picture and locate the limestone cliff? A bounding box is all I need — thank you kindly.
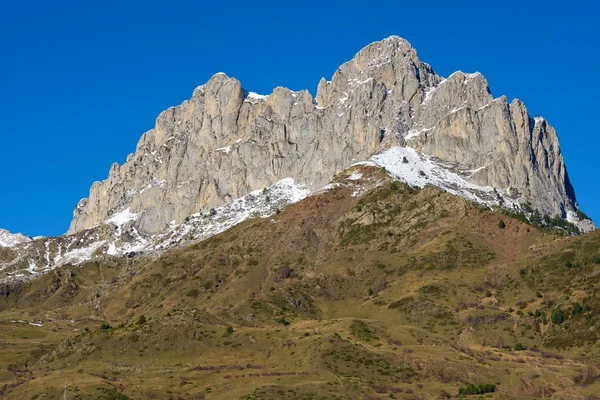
[68,36,581,235]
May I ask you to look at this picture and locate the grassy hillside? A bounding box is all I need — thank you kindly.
[0,165,599,399]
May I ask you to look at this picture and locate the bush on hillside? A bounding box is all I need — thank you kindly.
[551,308,566,325]
[458,383,496,395]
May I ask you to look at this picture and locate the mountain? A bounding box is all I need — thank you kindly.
[0,37,598,397]
[67,36,591,239]
[0,229,30,248]
[0,35,594,289]
[0,169,599,399]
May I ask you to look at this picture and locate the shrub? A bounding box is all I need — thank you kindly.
[498,220,506,229]
[514,343,527,351]
[100,323,112,330]
[551,308,566,325]
[137,315,147,325]
[225,326,234,335]
[458,383,495,395]
[516,300,528,309]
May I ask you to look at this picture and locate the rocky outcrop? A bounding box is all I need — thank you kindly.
[0,229,30,248]
[68,36,583,235]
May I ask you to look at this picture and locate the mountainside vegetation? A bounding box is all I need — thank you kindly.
[0,165,599,399]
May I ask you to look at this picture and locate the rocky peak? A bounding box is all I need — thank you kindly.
[0,229,31,248]
[67,36,590,237]
[316,36,440,108]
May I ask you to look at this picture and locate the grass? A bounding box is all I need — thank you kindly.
[0,167,599,398]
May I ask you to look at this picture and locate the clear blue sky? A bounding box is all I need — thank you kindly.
[1,0,598,237]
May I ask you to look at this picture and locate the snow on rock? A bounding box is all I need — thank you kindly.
[0,229,30,248]
[346,172,363,181]
[246,92,267,101]
[3,143,590,284]
[359,146,519,209]
[57,240,106,267]
[0,177,311,284]
[153,178,309,250]
[405,127,432,140]
[106,243,117,256]
[106,208,137,226]
[216,146,232,154]
[534,116,546,126]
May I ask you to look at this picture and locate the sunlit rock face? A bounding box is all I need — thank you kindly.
[68,36,581,236]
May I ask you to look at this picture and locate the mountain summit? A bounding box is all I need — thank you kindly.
[69,36,577,238]
[67,36,586,237]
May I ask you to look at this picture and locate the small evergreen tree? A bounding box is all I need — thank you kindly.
[551,308,566,324]
[572,303,583,316]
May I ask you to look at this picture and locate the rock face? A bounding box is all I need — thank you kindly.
[68,36,581,235]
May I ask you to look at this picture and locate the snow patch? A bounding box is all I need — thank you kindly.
[153,178,309,250]
[246,92,267,100]
[58,241,106,266]
[346,172,363,181]
[358,146,518,210]
[0,229,30,248]
[405,127,432,140]
[106,208,137,226]
[216,146,232,154]
[106,243,117,256]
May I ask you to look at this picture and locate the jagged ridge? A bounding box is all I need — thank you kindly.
[67,35,586,237]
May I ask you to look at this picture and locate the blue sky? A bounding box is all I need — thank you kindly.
[1,0,598,237]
